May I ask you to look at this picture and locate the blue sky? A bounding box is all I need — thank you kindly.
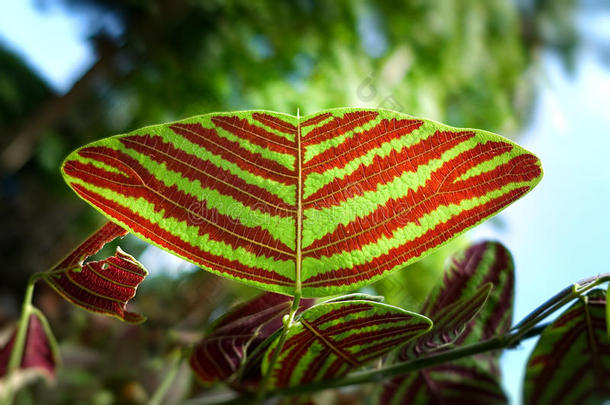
[2,2,610,404]
[0,1,94,93]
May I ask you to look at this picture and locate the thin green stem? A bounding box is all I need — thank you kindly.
[255,294,301,403]
[149,348,184,405]
[2,273,44,405]
[509,273,610,344]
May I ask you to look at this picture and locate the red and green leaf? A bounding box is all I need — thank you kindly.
[416,241,515,350]
[380,241,514,405]
[61,108,542,296]
[523,289,610,405]
[190,292,313,387]
[401,283,492,358]
[0,310,59,388]
[262,298,432,388]
[379,355,507,405]
[42,222,148,323]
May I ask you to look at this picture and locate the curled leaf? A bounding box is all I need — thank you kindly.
[42,222,148,323]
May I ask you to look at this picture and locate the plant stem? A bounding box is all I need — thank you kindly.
[255,294,301,403]
[509,273,610,344]
[149,349,184,405]
[2,273,43,405]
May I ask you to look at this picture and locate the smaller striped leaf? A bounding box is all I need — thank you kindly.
[262,298,432,388]
[42,222,148,323]
[190,292,313,387]
[523,289,610,405]
[0,310,59,389]
[380,241,514,405]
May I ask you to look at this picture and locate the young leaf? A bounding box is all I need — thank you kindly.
[401,282,492,358]
[0,310,59,390]
[380,241,515,405]
[42,222,148,323]
[189,292,313,386]
[61,108,542,297]
[412,241,515,353]
[523,289,610,405]
[262,298,432,388]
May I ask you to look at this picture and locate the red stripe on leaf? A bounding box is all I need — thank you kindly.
[302,111,379,144]
[309,303,372,326]
[301,113,332,128]
[252,113,297,135]
[211,115,297,153]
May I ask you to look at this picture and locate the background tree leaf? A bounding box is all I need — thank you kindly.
[189,292,313,388]
[0,310,59,394]
[42,222,148,323]
[523,289,610,405]
[61,108,542,297]
[262,298,432,388]
[380,241,515,405]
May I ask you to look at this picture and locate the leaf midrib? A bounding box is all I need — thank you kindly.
[295,111,303,295]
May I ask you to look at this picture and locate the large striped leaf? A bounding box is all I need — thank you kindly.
[523,289,610,405]
[61,108,542,296]
[190,292,313,387]
[380,242,514,405]
[262,298,432,388]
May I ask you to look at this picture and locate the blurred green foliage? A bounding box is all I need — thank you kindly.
[0,0,582,403]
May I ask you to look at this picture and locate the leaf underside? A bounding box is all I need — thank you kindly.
[61,108,542,296]
[380,241,515,405]
[523,289,610,405]
[262,298,432,388]
[43,222,148,323]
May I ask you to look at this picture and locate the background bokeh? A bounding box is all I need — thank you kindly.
[1,0,609,404]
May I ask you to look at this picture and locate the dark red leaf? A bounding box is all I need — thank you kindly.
[189,293,313,387]
[0,310,59,383]
[43,222,148,323]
